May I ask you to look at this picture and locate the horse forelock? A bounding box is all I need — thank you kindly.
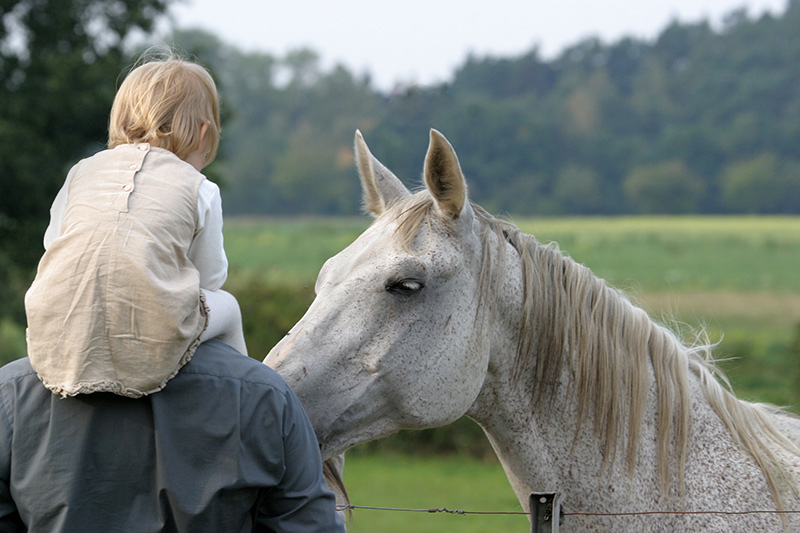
[383,192,435,251]
[380,194,799,508]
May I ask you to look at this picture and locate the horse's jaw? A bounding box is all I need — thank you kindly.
[268,319,486,460]
[267,333,396,459]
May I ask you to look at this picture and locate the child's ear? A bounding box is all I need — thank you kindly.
[197,122,210,150]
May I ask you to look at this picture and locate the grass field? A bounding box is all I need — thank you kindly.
[224,217,370,285]
[341,454,529,532]
[225,215,800,290]
[515,216,800,292]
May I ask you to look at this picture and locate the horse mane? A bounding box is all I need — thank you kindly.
[389,194,800,508]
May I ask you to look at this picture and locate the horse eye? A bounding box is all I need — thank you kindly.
[385,278,424,296]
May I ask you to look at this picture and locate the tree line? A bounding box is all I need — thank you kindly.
[2,0,800,325]
[183,0,800,217]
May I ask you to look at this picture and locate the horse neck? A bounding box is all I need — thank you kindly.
[467,220,800,516]
[465,219,698,509]
[463,226,598,503]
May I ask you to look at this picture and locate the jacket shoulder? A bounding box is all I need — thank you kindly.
[0,358,36,383]
[178,340,289,391]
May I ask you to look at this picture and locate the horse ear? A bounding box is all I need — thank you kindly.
[354,130,410,216]
[423,129,467,219]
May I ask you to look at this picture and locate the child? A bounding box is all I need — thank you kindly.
[25,51,247,398]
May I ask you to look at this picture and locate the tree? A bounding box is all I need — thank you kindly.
[623,160,705,214]
[720,153,800,213]
[159,2,800,220]
[170,27,384,216]
[270,124,359,214]
[630,56,674,138]
[552,164,604,215]
[0,0,172,321]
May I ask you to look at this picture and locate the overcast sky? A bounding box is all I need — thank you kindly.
[168,0,788,90]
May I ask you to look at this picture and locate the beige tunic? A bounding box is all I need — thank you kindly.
[25,144,208,397]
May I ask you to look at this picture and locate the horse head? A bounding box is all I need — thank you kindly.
[266,130,800,528]
[266,130,497,460]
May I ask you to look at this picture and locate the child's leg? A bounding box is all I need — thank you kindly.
[200,289,248,355]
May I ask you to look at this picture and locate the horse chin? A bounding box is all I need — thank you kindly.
[317,435,351,461]
[318,417,399,460]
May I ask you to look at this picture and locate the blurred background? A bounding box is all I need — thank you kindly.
[2,1,800,529]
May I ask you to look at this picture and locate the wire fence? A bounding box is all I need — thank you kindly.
[337,503,529,515]
[336,503,800,517]
[337,500,800,533]
[337,502,800,533]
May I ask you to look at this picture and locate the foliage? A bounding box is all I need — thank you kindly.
[0,318,25,366]
[166,2,800,221]
[168,28,382,216]
[720,153,800,213]
[623,160,704,214]
[226,275,314,360]
[7,2,800,327]
[0,0,172,321]
[5,2,800,465]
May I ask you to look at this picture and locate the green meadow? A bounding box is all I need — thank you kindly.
[224,217,370,286]
[341,454,530,532]
[225,215,800,294]
[222,215,800,531]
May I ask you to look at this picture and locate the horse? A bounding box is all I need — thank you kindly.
[265,129,800,531]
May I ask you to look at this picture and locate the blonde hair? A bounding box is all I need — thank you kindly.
[109,51,221,165]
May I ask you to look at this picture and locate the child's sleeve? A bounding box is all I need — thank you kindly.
[43,166,78,250]
[189,180,228,291]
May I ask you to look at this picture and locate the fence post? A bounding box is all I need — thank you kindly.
[529,492,562,533]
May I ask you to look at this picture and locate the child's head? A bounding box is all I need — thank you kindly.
[109,50,221,167]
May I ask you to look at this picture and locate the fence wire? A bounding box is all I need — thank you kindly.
[337,503,800,518]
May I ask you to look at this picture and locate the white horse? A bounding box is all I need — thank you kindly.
[265,129,800,531]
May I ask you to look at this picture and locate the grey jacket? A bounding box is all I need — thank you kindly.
[0,340,344,532]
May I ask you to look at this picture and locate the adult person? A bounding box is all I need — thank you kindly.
[0,339,344,531]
